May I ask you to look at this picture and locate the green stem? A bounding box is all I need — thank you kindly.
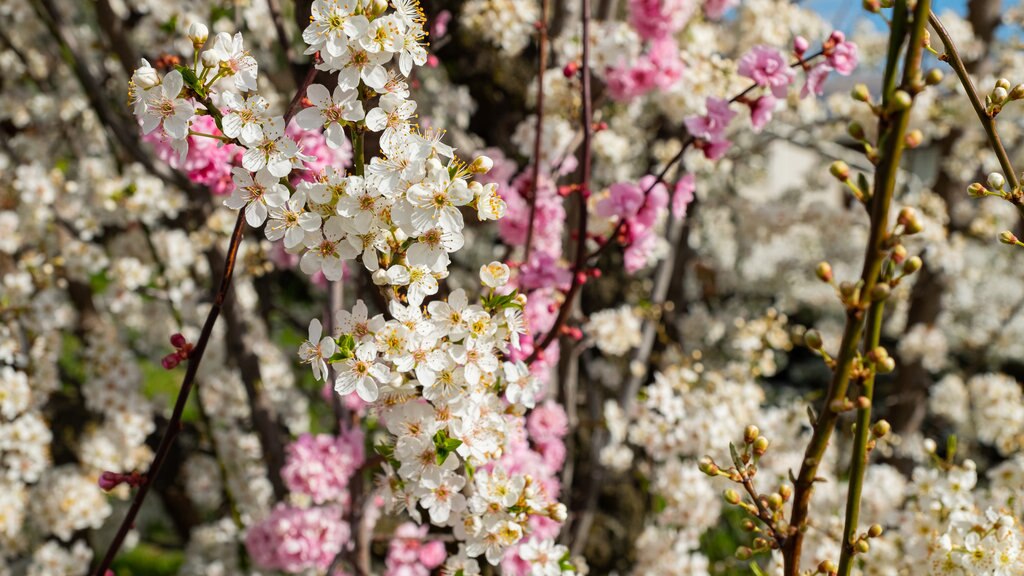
[836,299,885,576]
[782,2,929,573]
[351,125,365,177]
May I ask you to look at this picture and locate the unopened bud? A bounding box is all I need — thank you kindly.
[724,489,742,505]
[744,425,760,444]
[903,256,923,275]
[753,436,770,456]
[868,524,884,538]
[967,182,988,197]
[848,121,865,140]
[1011,84,1024,101]
[891,244,907,264]
[1000,230,1020,245]
[923,438,938,453]
[868,346,889,362]
[735,546,753,560]
[188,22,209,46]
[891,90,913,110]
[779,484,792,500]
[862,0,881,13]
[877,357,896,374]
[805,329,823,350]
[132,60,160,89]
[898,206,922,234]
[925,68,943,86]
[698,456,719,476]
[839,281,857,301]
[201,49,222,69]
[370,0,389,16]
[994,86,1009,102]
[768,493,783,510]
[816,261,833,283]
[793,36,810,55]
[988,172,1006,190]
[905,129,923,148]
[871,419,891,438]
[857,396,871,409]
[742,519,757,532]
[996,78,1012,91]
[856,539,870,554]
[852,84,871,102]
[371,269,390,285]
[830,160,850,181]
[870,283,891,302]
[469,155,493,174]
[818,560,837,573]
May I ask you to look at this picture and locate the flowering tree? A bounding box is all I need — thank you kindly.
[4,0,1024,575]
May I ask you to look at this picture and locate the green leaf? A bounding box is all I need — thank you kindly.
[374,442,394,459]
[174,65,205,98]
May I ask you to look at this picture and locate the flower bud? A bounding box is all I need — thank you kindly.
[994,87,1009,104]
[188,22,209,46]
[830,161,850,181]
[698,456,719,476]
[132,60,160,89]
[480,261,511,288]
[871,419,891,438]
[891,244,907,264]
[201,49,222,69]
[877,357,896,374]
[868,346,889,363]
[903,256,923,275]
[967,182,987,197]
[779,484,792,500]
[898,206,922,234]
[372,269,390,285]
[870,283,890,302]
[370,0,389,16]
[988,172,1006,190]
[742,519,757,532]
[839,281,857,301]
[852,84,871,102]
[856,395,871,409]
[735,547,752,561]
[1000,230,1020,245]
[1011,84,1024,101]
[925,68,943,86]
[891,90,913,110]
[816,261,833,283]
[98,471,123,492]
[905,129,923,148]
[768,493,783,510]
[856,539,870,554]
[862,0,880,13]
[724,489,741,505]
[804,329,823,350]
[753,436,770,456]
[793,36,809,56]
[469,155,494,174]
[847,121,866,140]
[923,438,937,453]
[744,425,760,444]
[818,560,838,573]
[868,524,884,538]
[996,78,1012,91]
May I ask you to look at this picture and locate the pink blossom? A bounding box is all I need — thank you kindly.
[281,429,365,505]
[607,39,685,101]
[431,10,452,39]
[793,36,809,57]
[246,505,350,573]
[538,439,567,469]
[624,230,658,273]
[801,62,832,99]
[703,0,737,19]
[684,97,736,142]
[749,94,776,133]
[519,251,572,292]
[672,174,696,219]
[628,0,696,41]
[825,31,859,76]
[597,181,646,219]
[498,172,565,254]
[384,522,448,576]
[738,45,795,98]
[527,401,569,444]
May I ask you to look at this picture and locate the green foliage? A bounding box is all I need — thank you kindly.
[110,543,184,576]
[432,429,462,465]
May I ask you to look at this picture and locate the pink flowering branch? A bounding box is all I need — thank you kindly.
[526,50,825,363]
[526,0,593,364]
[523,0,551,261]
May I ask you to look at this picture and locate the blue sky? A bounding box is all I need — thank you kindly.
[806,0,968,31]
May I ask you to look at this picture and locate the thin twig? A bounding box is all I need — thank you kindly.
[93,212,247,576]
[523,0,551,261]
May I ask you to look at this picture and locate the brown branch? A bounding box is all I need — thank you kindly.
[93,212,247,576]
[523,0,550,261]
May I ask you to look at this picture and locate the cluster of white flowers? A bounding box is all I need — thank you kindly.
[461,0,540,57]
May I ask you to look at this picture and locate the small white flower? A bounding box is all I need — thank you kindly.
[335,342,388,402]
[294,83,365,149]
[298,318,336,381]
[265,189,322,248]
[205,32,259,91]
[224,168,289,227]
[139,70,194,141]
[387,264,438,306]
[242,116,298,178]
[221,92,269,145]
[479,261,510,288]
